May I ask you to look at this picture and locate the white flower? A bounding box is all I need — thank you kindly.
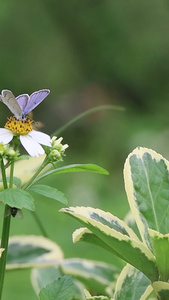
[0,128,51,157]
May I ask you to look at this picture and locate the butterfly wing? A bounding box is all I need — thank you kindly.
[23,89,50,116]
[0,90,23,119]
[16,94,29,113]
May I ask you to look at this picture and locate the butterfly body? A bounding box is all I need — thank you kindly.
[0,89,50,120]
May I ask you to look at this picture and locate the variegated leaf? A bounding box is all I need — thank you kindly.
[139,285,156,300]
[73,228,124,257]
[60,206,158,281]
[152,281,169,299]
[61,258,119,296]
[114,264,150,300]
[149,229,169,282]
[6,235,63,269]
[124,147,169,250]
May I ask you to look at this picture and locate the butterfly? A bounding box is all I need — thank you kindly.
[0,89,50,120]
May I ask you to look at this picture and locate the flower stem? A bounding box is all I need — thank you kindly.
[22,157,50,238]
[0,160,11,299]
[22,157,49,190]
[0,207,11,299]
[9,161,14,188]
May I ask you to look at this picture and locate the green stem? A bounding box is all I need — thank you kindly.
[53,104,125,136]
[1,160,8,190]
[22,157,50,238]
[31,212,48,237]
[0,207,11,299]
[22,157,49,190]
[0,161,11,299]
[9,161,14,189]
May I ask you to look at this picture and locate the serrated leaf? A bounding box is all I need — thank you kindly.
[31,267,63,295]
[152,281,169,299]
[86,297,112,300]
[31,267,85,300]
[32,164,109,185]
[61,258,119,296]
[28,185,67,205]
[84,289,113,299]
[60,206,158,281]
[149,229,169,282]
[73,228,119,254]
[6,235,63,269]
[0,188,35,211]
[39,275,75,300]
[114,264,150,300]
[124,147,169,250]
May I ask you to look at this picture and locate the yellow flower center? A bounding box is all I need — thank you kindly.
[4,117,33,135]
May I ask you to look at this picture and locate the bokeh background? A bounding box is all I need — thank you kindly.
[0,0,169,298]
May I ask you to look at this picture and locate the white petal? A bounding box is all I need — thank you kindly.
[0,128,13,144]
[20,135,45,157]
[29,130,51,147]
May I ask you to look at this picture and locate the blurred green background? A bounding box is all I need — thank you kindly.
[1,0,169,298]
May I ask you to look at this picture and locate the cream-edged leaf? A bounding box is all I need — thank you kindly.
[0,248,4,258]
[152,281,169,299]
[114,264,150,300]
[139,285,156,300]
[73,228,123,256]
[84,289,113,299]
[149,229,169,282]
[124,147,169,250]
[61,206,158,281]
[61,258,118,296]
[6,235,63,269]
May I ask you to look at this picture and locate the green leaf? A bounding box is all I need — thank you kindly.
[39,275,75,300]
[31,267,85,300]
[149,229,169,282]
[124,147,169,250]
[0,188,35,211]
[12,177,22,188]
[114,264,150,300]
[15,155,30,161]
[0,177,22,188]
[61,258,119,296]
[31,164,109,185]
[60,206,158,281]
[7,235,63,269]
[31,267,63,294]
[28,185,68,205]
